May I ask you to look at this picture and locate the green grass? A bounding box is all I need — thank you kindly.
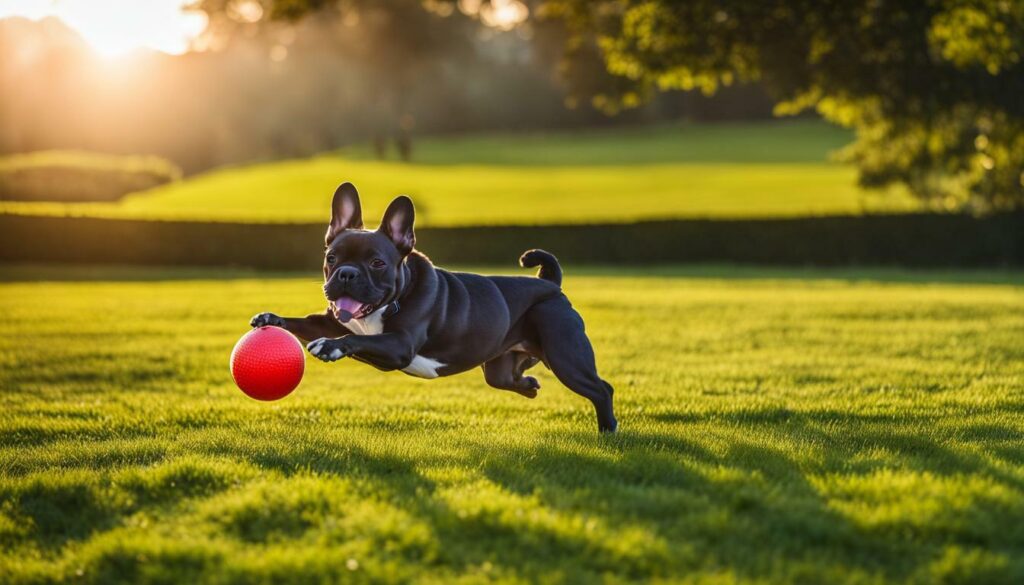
[0,121,920,225]
[1,265,1022,583]
[343,120,857,166]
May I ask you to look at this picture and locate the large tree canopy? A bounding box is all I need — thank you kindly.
[197,0,1024,211]
[545,0,1024,211]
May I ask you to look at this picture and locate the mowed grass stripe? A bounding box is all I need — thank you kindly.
[0,121,920,225]
[1,268,1022,583]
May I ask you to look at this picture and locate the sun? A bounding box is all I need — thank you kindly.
[0,0,208,57]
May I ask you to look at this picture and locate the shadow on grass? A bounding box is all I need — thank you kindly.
[5,457,236,552]
[463,408,1024,582]
[656,406,1024,488]
[185,426,681,580]
[10,409,1024,583]
[472,431,907,581]
[177,410,1024,582]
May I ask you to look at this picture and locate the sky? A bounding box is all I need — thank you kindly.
[0,0,208,56]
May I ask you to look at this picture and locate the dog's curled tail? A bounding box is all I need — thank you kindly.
[520,249,562,286]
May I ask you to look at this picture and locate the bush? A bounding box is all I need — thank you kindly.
[0,151,181,202]
[0,213,1020,269]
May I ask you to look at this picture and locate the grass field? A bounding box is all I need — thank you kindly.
[2,265,1022,583]
[0,121,920,225]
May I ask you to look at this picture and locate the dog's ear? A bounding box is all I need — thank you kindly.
[379,195,415,255]
[326,182,363,243]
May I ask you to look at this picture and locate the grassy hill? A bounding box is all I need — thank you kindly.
[1,266,1022,583]
[0,151,180,203]
[0,120,920,225]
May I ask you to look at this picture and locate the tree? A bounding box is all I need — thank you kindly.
[192,0,480,161]
[542,0,1024,211]
[194,1,1024,210]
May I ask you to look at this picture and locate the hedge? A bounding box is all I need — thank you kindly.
[0,213,1021,269]
[0,151,181,202]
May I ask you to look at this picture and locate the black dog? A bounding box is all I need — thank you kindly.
[251,183,618,432]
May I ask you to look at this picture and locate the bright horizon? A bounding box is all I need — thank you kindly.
[0,0,208,56]
[0,0,530,58]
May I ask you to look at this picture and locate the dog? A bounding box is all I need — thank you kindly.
[250,182,618,432]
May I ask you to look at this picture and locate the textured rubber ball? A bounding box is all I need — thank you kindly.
[230,326,305,401]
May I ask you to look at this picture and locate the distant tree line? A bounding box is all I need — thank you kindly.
[192,0,1023,211]
[0,11,773,174]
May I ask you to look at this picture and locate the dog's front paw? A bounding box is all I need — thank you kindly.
[250,312,286,328]
[307,337,351,362]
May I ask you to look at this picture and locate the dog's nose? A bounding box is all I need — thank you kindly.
[335,266,359,282]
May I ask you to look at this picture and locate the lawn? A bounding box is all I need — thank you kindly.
[0,121,920,225]
[1,265,1022,583]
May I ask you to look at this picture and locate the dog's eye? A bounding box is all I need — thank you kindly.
[370,259,386,269]
[325,254,337,265]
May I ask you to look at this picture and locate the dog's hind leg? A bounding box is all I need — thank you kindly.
[482,351,540,398]
[514,352,541,378]
[526,295,617,433]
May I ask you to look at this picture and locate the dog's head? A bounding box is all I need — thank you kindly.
[321,182,415,323]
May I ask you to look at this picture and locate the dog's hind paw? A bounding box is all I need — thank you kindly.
[513,376,540,398]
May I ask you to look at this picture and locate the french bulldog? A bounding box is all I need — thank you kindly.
[250,182,617,432]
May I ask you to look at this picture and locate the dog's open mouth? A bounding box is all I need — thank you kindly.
[330,296,373,323]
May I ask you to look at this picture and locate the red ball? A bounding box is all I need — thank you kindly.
[230,326,305,401]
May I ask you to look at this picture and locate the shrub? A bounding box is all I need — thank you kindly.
[0,213,1020,269]
[0,151,182,202]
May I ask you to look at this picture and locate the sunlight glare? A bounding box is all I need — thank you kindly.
[0,0,207,57]
[458,0,528,31]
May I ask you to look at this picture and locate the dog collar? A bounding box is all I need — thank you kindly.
[381,300,400,320]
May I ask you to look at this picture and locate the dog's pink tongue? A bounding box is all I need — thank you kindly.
[332,297,363,322]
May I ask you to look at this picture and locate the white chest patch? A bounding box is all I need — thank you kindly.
[343,306,386,336]
[341,306,445,378]
[402,355,446,379]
